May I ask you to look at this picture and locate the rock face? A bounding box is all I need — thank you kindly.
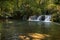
[19,33,50,40]
[19,35,30,40]
[41,15,45,21]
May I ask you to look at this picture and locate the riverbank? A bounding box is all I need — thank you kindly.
[52,22,60,25]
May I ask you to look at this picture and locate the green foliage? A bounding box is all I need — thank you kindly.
[52,13,60,22]
[54,0,60,5]
[0,0,60,22]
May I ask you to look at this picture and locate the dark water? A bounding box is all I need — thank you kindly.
[1,20,60,40]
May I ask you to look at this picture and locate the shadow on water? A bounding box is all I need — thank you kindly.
[1,19,60,40]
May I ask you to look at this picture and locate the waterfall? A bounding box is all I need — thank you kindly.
[28,15,51,22]
[44,15,51,22]
[28,15,41,21]
[37,16,41,20]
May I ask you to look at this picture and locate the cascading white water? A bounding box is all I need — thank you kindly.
[28,15,41,21]
[28,15,51,22]
[44,15,51,22]
[37,16,42,21]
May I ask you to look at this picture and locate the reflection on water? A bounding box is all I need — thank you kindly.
[1,19,60,40]
[0,20,3,40]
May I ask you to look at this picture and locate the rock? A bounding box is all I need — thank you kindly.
[19,33,50,40]
[28,33,45,39]
[19,35,30,40]
[28,33,50,39]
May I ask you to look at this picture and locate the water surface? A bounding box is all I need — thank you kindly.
[1,20,60,40]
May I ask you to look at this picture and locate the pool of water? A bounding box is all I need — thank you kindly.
[1,19,60,40]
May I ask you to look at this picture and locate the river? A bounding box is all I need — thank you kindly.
[1,19,60,40]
